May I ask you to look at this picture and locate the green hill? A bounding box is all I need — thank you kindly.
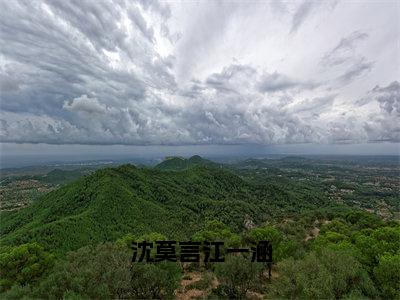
[0,164,297,254]
[0,163,332,254]
[0,159,398,299]
[155,155,220,170]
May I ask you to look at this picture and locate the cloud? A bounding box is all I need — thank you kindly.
[290,1,317,34]
[173,1,242,82]
[257,72,318,93]
[355,81,400,142]
[321,31,369,66]
[205,64,257,94]
[372,81,400,114]
[0,0,398,146]
[63,95,107,114]
[288,95,336,115]
[336,57,374,85]
[321,31,374,86]
[289,0,337,34]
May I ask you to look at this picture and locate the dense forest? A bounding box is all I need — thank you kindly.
[0,156,399,299]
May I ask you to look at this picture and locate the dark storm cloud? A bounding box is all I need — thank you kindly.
[0,0,179,145]
[0,0,398,146]
[170,64,330,145]
[0,0,154,116]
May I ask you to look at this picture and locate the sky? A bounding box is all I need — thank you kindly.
[0,0,399,164]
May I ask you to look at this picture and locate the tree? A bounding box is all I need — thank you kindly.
[312,231,351,253]
[270,249,376,299]
[353,226,400,267]
[373,253,400,299]
[0,284,33,300]
[345,211,383,229]
[35,243,131,299]
[116,232,167,250]
[318,248,376,298]
[34,242,182,299]
[130,261,181,299]
[214,255,262,298]
[270,253,334,299]
[245,225,285,261]
[192,220,241,247]
[0,243,54,292]
[320,218,350,235]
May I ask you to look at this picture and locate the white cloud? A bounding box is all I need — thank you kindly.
[0,0,399,146]
[63,95,107,114]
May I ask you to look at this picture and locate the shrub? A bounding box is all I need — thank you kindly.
[0,284,32,300]
[245,226,285,261]
[192,220,241,247]
[373,253,400,299]
[35,243,131,299]
[0,243,54,292]
[270,249,376,299]
[214,255,262,298]
[33,242,181,299]
[269,253,334,299]
[130,261,181,299]
[186,271,214,291]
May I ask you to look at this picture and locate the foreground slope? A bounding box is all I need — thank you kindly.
[0,164,302,253]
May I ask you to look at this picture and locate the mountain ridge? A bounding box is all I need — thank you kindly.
[155,155,220,170]
[0,163,294,254]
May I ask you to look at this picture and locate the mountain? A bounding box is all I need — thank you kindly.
[0,164,295,254]
[155,155,220,170]
[37,169,90,185]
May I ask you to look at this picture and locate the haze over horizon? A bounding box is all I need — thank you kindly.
[0,0,399,164]
[0,142,399,169]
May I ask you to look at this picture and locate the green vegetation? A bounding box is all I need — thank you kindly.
[373,253,400,299]
[213,255,263,298]
[0,243,54,292]
[0,163,319,254]
[155,155,220,170]
[0,155,398,299]
[0,242,181,299]
[192,220,241,247]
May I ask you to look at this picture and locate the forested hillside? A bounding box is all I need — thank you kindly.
[0,157,398,299]
[155,155,220,170]
[0,163,321,254]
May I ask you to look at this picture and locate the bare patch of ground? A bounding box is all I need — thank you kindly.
[305,226,321,241]
[175,272,209,300]
[247,291,264,299]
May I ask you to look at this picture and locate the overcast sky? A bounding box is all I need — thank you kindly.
[0,0,399,160]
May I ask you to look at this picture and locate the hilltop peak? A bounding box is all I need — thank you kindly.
[164,156,185,161]
[156,155,217,170]
[188,155,203,162]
